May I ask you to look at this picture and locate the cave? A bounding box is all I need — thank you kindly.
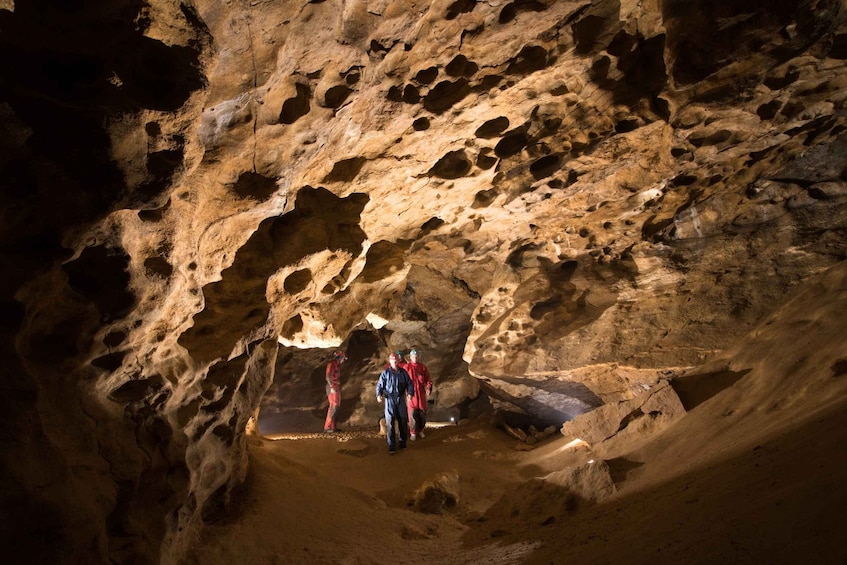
[2,1,847,564]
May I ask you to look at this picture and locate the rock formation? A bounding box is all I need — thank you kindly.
[1,0,846,562]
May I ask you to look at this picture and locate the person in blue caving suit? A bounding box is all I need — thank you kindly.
[376,352,414,454]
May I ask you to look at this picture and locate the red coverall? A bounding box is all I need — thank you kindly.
[324,358,342,431]
[405,360,432,436]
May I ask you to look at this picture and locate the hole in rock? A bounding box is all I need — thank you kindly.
[103,330,127,348]
[529,154,561,180]
[446,0,476,20]
[402,84,421,104]
[280,83,311,125]
[324,84,352,108]
[422,78,471,113]
[283,268,312,294]
[343,67,362,85]
[280,314,304,339]
[233,172,278,201]
[63,245,134,321]
[359,240,411,283]
[108,375,165,404]
[144,256,173,279]
[471,188,500,208]
[413,117,430,131]
[415,66,439,84]
[476,150,497,170]
[494,130,528,158]
[92,350,128,372]
[475,116,510,138]
[429,150,472,179]
[419,216,445,237]
[445,54,478,77]
[671,174,698,187]
[387,85,404,102]
[147,149,183,182]
[615,118,641,133]
[322,157,367,183]
[498,0,548,24]
[505,45,548,75]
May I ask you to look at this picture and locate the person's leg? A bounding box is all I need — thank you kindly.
[398,408,409,448]
[419,409,427,437]
[324,385,339,431]
[385,404,397,452]
[407,401,415,438]
[324,405,335,431]
[409,408,420,436]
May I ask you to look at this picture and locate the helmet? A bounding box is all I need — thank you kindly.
[409,349,418,356]
[395,350,404,357]
[334,350,347,360]
[388,352,398,361]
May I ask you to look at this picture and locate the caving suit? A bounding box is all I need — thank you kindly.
[376,366,414,451]
[405,361,433,436]
[324,358,342,431]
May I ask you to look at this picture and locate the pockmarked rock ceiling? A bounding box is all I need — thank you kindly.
[1,0,846,561]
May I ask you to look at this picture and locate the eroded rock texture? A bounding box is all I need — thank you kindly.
[2,0,846,562]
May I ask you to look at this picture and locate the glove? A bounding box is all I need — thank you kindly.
[330,388,336,394]
[377,395,384,402]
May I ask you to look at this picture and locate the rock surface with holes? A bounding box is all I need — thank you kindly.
[2,0,847,562]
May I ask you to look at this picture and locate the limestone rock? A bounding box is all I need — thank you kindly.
[412,470,460,514]
[560,380,686,445]
[2,0,847,561]
[545,459,617,503]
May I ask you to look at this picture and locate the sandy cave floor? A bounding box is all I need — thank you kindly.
[187,397,847,565]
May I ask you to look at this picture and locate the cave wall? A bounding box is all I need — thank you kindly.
[1,0,846,562]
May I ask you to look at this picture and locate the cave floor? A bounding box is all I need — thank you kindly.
[188,400,847,565]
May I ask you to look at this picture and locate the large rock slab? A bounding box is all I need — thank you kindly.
[560,380,686,445]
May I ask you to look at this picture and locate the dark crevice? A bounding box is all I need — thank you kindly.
[63,245,134,321]
[233,172,278,202]
[280,83,311,124]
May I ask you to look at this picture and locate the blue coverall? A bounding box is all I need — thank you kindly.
[376,366,414,452]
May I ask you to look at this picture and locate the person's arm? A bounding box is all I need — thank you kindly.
[403,369,414,398]
[376,372,384,401]
[424,365,433,395]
